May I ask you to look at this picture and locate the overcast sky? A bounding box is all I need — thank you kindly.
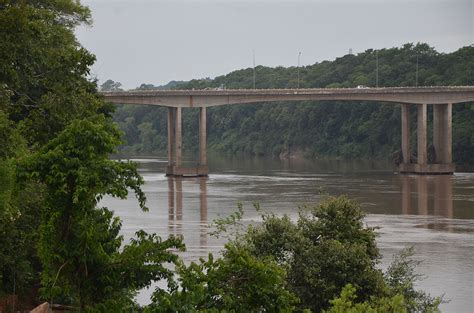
[75,0,473,89]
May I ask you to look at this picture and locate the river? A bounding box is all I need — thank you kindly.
[102,155,474,312]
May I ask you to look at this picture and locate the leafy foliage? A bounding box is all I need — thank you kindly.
[240,197,385,312]
[21,117,184,310]
[1,1,188,310]
[326,284,406,313]
[147,244,298,312]
[385,247,443,312]
[0,111,41,301]
[235,197,441,312]
[100,79,123,92]
[0,0,111,146]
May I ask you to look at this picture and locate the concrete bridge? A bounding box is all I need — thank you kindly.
[102,86,474,176]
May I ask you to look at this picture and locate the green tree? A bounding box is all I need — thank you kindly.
[147,244,299,312]
[22,116,184,310]
[0,1,112,146]
[0,111,41,303]
[240,197,385,312]
[100,79,123,91]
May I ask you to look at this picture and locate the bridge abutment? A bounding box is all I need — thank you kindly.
[399,103,454,175]
[166,107,209,177]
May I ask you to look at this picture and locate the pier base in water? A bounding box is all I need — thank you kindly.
[398,163,455,175]
[165,165,209,177]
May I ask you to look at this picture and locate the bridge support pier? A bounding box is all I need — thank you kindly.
[401,104,411,163]
[165,107,209,177]
[398,103,454,175]
[433,103,452,164]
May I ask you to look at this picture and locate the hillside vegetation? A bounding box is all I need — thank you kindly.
[113,44,474,164]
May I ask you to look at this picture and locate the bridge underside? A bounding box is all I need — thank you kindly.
[165,101,455,177]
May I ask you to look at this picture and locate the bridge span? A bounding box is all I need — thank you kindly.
[102,86,474,176]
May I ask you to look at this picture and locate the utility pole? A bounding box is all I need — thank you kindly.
[252,49,256,89]
[376,50,379,88]
[297,51,301,89]
[416,54,419,87]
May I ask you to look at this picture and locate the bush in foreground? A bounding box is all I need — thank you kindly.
[146,196,442,312]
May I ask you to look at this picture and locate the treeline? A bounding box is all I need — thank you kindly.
[113,44,474,164]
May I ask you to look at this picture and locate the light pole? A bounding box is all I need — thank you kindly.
[297,51,302,89]
[252,49,256,89]
[376,50,379,87]
[416,54,419,87]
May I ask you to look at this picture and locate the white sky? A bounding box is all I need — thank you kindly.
[75,0,473,89]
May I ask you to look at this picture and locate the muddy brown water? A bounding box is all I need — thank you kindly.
[102,156,474,312]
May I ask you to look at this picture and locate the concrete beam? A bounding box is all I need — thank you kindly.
[102,87,474,108]
[417,104,427,165]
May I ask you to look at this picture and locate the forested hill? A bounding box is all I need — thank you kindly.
[112,44,474,164]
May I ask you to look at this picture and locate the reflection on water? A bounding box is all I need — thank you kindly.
[199,178,208,248]
[434,176,453,219]
[106,156,473,312]
[401,175,453,218]
[167,177,208,250]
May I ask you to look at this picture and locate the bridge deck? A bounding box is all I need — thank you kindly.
[102,86,474,107]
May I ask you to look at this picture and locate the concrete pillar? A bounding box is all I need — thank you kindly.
[417,104,427,165]
[433,103,452,164]
[175,107,182,166]
[433,104,441,163]
[167,108,175,165]
[199,107,207,166]
[401,104,411,163]
[445,103,453,164]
